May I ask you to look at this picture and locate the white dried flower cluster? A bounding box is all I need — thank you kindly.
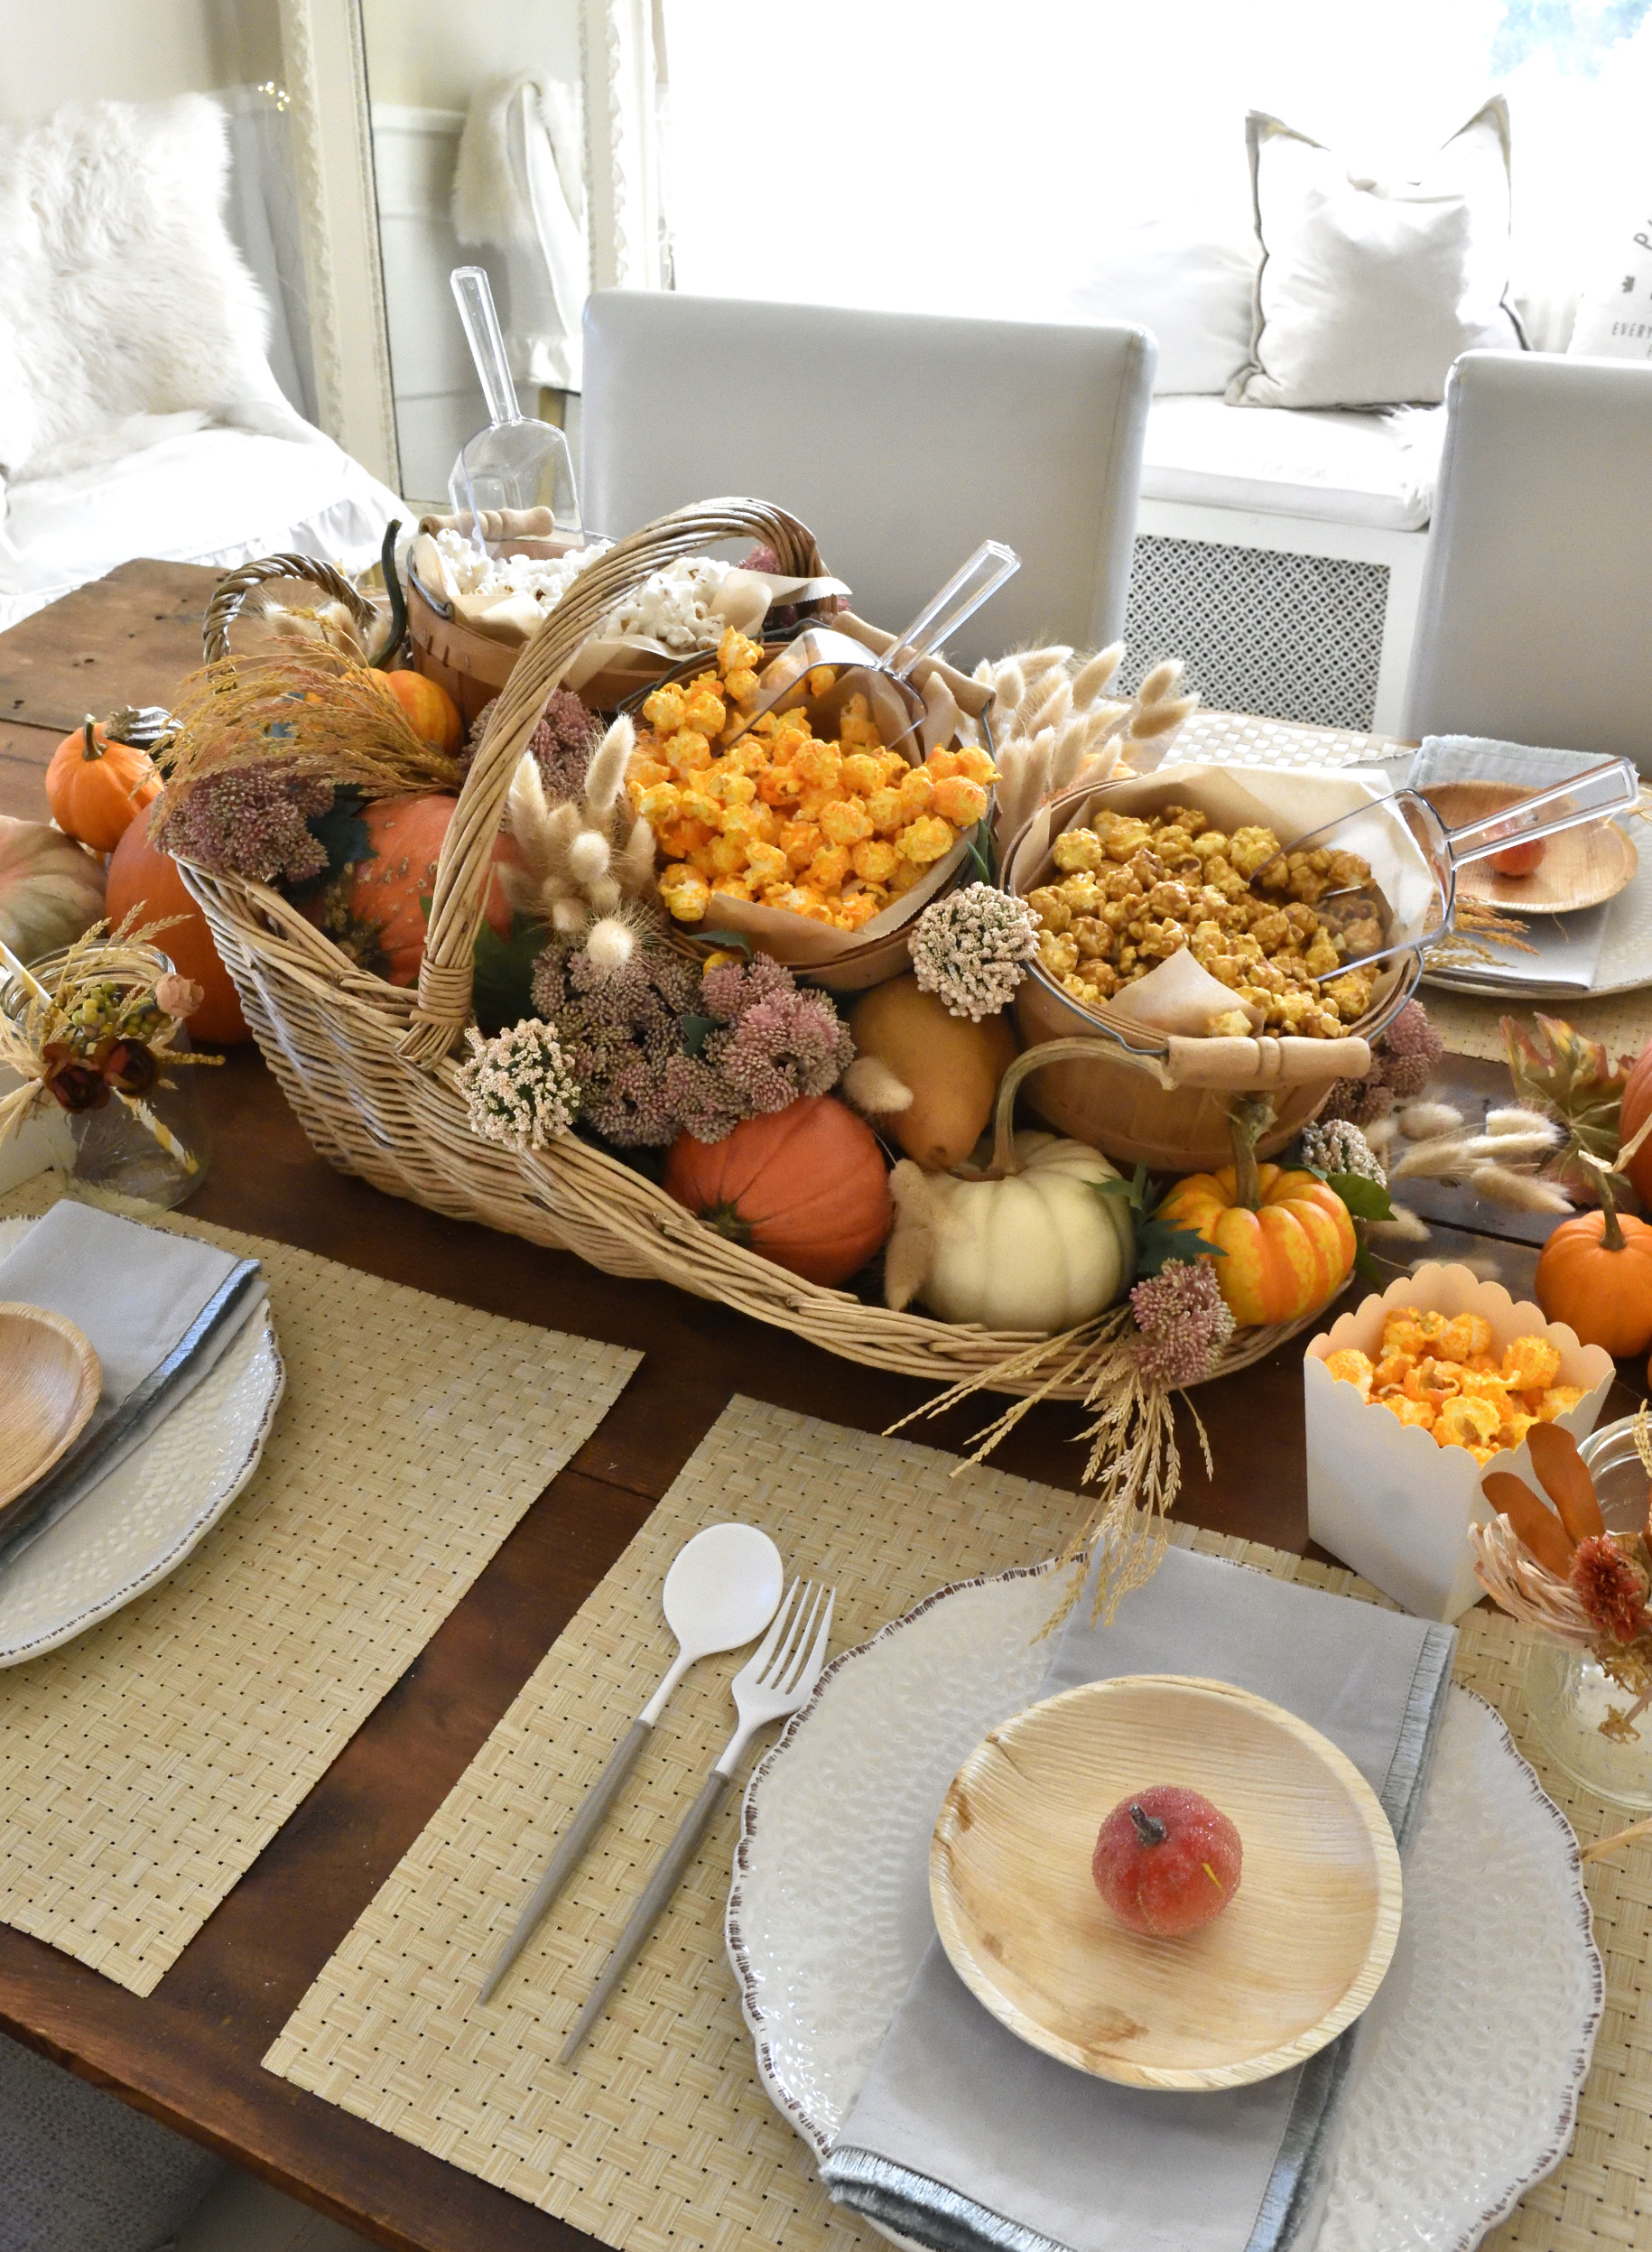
[600,554,735,652]
[457,1019,580,1152]
[910,884,1040,1020]
[1297,1117,1386,1184]
[432,528,605,604]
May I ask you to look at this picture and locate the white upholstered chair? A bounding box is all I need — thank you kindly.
[580,292,1155,665]
[1402,351,1652,765]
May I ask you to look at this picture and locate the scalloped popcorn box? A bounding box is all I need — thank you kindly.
[1304,1261,1615,1622]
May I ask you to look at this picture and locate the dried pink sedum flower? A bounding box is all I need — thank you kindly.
[1130,1260,1235,1388]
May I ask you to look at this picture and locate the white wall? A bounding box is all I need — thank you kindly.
[360,0,580,508]
[0,0,281,123]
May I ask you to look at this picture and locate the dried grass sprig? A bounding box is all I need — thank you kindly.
[159,649,462,811]
[977,642,1199,843]
[885,1301,1203,1628]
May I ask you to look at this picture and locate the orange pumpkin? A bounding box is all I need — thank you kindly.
[1157,1163,1356,1326]
[1536,1183,1652,1357]
[374,668,463,756]
[45,716,161,851]
[664,1096,893,1287]
[306,794,513,986]
[1619,1042,1652,1207]
[106,808,250,1044]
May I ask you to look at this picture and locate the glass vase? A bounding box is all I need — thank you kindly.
[1521,1416,1652,1811]
[1,945,210,1211]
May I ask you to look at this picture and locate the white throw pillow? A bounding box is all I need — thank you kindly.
[1230,98,1525,411]
[1063,219,1259,395]
[1567,207,1652,359]
[0,94,289,482]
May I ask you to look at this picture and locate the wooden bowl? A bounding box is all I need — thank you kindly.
[0,1303,100,1514]
[1423,780,1638,914]
[930,1673,1402,2090]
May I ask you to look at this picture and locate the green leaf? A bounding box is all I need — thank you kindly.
[1352,1240,1385,1289]
[471,912,551,1037]
[678,1010,719,1057]
[1328,1171,1394,1222]
[1136,1214,1224,1280]
[289,786,374,901]
[697,928,753,959]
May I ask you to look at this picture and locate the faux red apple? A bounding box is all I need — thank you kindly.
[1091,1785,1243,1936]
[1489,836,1545,878]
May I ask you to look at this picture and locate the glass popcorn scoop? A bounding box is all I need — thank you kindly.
[1251,757,1642,978]
[724,540,1021,756]
[448,265,581,544]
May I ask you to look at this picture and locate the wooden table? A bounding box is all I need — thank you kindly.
[0,565,1638,2252]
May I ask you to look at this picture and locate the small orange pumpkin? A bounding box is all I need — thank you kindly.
[306,794,513,986]
[373,668,463,756]
[1536,1177,1652,1357]
[1157,1161,1355,1326]
[45,716,161,851]
[106,806,250,1044]
[664,1097,893,1287]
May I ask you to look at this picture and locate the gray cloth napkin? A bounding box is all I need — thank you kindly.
[821,1546,1456,2252]
[1408,734,1616,991]
[0,1200,265,1557]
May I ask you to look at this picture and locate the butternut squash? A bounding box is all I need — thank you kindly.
[847,975,1016,1170]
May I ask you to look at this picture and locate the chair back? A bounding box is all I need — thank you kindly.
[580,291,1155,665]
[1402,351,1652,765]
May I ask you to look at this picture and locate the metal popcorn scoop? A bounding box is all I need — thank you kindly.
[723,539,1021,756]
[1251,756,1642,978]
[448,265,582,545]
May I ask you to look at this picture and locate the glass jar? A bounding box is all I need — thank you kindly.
[1,944,210,1210]
[1520,1416,1652,1811]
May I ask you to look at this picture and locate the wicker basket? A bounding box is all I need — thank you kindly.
[181,500,1327,1399]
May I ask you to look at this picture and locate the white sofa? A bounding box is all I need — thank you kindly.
[0,94,404,634]
[1069,196,1572,735]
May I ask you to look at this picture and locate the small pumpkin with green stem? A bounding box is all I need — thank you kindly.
[883,1038,1138,1330]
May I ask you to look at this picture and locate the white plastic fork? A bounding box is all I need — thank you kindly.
[559,1577,836,2064]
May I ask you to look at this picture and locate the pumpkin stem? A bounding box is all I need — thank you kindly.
[1597,1162,1626,1252]
[80,715,103,761]
[988,1037,1119,1175]
[1228,1094,1276,1212]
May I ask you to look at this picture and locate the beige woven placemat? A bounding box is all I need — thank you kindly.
[0,1178,638,1996]
[265,1395,1645,2252]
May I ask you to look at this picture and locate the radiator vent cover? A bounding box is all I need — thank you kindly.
[1122,534,1389,731]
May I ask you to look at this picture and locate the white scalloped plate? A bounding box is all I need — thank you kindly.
[729,1563,1603,2252]
[0,1216,284,1664]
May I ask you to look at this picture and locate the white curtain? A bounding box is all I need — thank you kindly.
[580,0,672,297]
[452,74,589,391]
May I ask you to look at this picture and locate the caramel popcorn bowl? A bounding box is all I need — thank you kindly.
[1304,1264,1615,1622]
[1001,765,1425,1174]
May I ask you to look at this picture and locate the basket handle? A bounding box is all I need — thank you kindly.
[397,498,826,1066]
[203,552,383,665]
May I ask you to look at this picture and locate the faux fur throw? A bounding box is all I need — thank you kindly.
[0,94,294,484]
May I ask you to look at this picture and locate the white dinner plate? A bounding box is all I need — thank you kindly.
[729,1562,1603,2252]
[0,1215,284,1664]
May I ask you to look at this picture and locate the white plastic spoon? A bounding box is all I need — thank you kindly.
[477,1521,783,2005]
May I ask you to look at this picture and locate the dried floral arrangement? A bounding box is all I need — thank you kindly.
[976,642,1199,845]
[1472,1413,1652,1740]
[0,918,220,1172]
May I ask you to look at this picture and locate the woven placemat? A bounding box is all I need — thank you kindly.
[265,1395,1645,2252]
[0,1179,638,1996]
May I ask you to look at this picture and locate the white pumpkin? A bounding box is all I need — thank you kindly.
[888,1131,1135,1331]
[0,818,106,965]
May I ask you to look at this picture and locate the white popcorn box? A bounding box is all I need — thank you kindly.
[1303,1261,1615,1623]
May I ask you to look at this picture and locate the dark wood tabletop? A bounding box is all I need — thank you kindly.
[0,563,1638,2252]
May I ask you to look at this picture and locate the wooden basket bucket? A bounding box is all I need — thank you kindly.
[1002,770,1422,1173]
